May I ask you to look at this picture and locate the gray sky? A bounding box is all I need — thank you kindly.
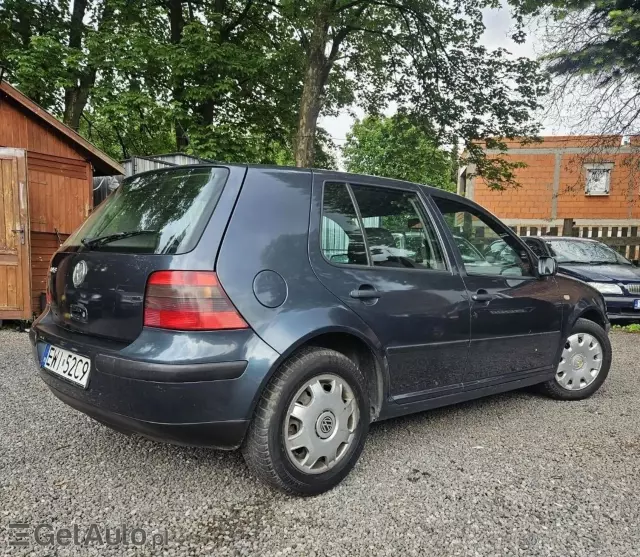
[320,3,561,158]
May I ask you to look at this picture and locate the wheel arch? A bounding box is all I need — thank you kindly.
[576,307,608,330]
[561,290,609,339]
[253,326,388,422]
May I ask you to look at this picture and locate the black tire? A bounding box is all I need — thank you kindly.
[540,318,612,400]
[241,347,370,496]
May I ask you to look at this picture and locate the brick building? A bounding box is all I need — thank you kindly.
[459,136,640,229]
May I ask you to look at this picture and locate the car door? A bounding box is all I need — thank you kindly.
[309,174,471,401]
[430,195,563,383]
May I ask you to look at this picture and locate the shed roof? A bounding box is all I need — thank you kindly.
[0,81,124,176]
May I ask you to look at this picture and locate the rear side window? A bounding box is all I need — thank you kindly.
[63,167,229,254]
[350,186,447,270]
[321,183,368,265]
[321,182,447,270]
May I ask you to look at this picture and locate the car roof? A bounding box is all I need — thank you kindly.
[128,162,470,203]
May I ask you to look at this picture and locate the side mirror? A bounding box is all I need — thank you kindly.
[538,256,557,277]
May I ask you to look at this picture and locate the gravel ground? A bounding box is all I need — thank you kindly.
[1,329,639,557]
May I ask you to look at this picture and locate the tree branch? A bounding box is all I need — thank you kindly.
[327,3,369,62]
[222,0,254,38]
[335,0,369,12]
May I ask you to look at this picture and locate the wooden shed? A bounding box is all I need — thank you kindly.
[0,81,124,321]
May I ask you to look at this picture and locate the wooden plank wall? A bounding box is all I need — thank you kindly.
[0,157,20,312]
[27,152,91,234]
[26,154,91,313]
[1,90,97,317]
[0,150,31,319]
[30,231,69,313]
[0,95,83,160]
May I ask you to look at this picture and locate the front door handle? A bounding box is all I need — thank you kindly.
[350,285,381,299]
[472,289,493,302]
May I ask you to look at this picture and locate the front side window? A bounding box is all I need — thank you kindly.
[433,197,533,277]
[350,185,447,270]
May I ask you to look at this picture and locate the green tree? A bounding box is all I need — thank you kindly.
[277,0,548,189]
[1,0,548,185]
[343,115,456,191]
[0,0,309,163]
[0,0,68,110]
[511,0,640,137]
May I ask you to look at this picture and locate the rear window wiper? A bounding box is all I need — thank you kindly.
[81,230,158,249]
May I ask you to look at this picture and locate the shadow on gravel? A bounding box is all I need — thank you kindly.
[79,418,247,473]
[78,386,540,474]
[369,388,535,435]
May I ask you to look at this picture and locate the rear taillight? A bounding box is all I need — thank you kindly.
[143,271,248,331]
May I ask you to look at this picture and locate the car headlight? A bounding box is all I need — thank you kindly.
[588,282,623,295]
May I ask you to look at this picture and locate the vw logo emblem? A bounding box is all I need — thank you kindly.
[316,411,335,439]
[320,416,333,434]
[72,260,88,288]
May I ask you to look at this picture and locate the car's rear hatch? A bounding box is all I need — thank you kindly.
[47,165,235,343]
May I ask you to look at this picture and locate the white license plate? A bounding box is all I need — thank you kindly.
[41,345,91,388]
[635,300,640,310]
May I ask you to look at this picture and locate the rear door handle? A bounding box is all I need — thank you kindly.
[350,286,381,300]
[472,289,493,302]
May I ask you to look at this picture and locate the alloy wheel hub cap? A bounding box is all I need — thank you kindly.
[283,374,359,474]
[556,333,603,391]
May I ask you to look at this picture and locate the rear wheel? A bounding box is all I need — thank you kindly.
[242,347,369,496]
[540,318,611,400]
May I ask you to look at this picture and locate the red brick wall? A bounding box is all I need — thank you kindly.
[470,137,640,221]
[474,154,556,220]
[556,153,638,220]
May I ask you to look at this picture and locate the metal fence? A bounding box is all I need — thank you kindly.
[121,153,211,177]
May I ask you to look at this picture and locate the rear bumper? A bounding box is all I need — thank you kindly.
[31,311,280,449]
[604,296,640,321]
[45,383,249,449]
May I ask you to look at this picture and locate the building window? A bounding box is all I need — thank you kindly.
[584,164,613,196]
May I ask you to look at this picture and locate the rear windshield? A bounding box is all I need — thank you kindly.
[63,167,229,254]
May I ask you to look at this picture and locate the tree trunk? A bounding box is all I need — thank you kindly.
[64,70,96,131]
[63,0,112,131]
[294,10,331,168]
[63,89,84,130]
[63,0,89,129]
[169,0,189,150]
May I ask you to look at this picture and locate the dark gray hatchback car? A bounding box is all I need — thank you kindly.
[31,165,612,495]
